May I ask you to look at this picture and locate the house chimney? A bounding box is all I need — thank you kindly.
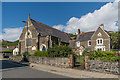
[78,29,80,34]
[100,24,104,30]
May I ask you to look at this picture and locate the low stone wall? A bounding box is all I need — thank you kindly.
[9,56,23,62]
[29,57,69,68]
[86,59,120,74]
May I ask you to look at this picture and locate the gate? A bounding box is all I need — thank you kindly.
[74,55,85,70]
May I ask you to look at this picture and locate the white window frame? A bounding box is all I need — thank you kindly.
[76,41,80,47]
[95,46,106,51]
[88,40,91,46]
[96,38,103,45]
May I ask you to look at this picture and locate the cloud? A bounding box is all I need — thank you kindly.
[53,2,118,33]
[1,27,23,41]
[53,25,64,31]
[115,0,120,2]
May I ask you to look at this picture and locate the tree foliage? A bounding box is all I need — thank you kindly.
[108,31,120,49]
[1,40,19,48]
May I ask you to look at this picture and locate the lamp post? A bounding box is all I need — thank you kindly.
[22,20,29,62]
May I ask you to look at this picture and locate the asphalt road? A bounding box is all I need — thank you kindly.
[2,60,68,78]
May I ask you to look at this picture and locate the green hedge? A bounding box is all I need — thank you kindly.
[2,50,13,53]
[33,51,48,57]
[83,50,120,61]
[32,45,73,57]
[47,45,73,57]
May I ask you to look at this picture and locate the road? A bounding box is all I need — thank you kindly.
[1,57,67,78]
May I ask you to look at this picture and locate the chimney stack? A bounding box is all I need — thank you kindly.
[78,29,80,34]
[100,24,104,30]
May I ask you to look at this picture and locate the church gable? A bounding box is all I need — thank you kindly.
[19,17,38,41]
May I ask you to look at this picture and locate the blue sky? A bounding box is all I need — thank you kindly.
[2,2,107,28]
[1,2,118,41]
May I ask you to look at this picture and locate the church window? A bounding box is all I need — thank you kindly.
[42,46,46,51]
[25,30,32,47]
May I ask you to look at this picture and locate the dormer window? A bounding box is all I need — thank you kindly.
[88,40,91,46]
[96,38,103,45]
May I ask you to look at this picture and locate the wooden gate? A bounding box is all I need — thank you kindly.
[74,55,85,70]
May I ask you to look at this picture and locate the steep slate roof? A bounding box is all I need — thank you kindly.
[76,31,94,41]
[30,19,71,43]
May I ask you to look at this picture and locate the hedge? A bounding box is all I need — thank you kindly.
[32,45,73,57]
[47,45,73,57]
[83,50,120,61]
[2,50,13,53]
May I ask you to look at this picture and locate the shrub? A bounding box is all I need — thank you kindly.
[22,51,28,56]
[47,45,73,57]
[3,50,13,53]
[33,51,48,57]
[85,50,120,61]
[16,54,21,56]
[32,45,73,57]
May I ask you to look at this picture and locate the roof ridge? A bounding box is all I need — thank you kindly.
[30,19,68,35]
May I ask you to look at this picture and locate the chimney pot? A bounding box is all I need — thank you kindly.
[78,29,80,34]
[100,24,104,30]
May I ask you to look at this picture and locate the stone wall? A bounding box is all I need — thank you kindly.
[29,57,70,68]
[86,59,120,74]
[9,56,23,62]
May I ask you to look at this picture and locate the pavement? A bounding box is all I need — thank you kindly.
[30,63,119,78]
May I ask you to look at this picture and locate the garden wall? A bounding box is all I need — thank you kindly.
[86,59,120,74]
[9,56,23,62]
[29,56,74,68]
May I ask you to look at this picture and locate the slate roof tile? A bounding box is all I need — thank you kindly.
[30,19,71,43]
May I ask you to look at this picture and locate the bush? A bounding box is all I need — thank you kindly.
[22,51,28,56]
[16,54,21,56]
[33,51,48,57]
[3,50,13,53]
[47,45,73,57]
[32,45,73,57]
[85,50,120,61]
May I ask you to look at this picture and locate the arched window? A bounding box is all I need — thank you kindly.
[42,46,46,51]
[40,44,47,51]
[25,30,32,47]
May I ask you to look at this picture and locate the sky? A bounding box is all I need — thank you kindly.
[1,1,119,41]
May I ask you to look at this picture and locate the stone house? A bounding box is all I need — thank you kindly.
[19,14,71,54]
[70,24,112,55]
[13,47,19,56]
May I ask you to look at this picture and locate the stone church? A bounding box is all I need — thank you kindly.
[19,14,71,54]
[69,24,112,55]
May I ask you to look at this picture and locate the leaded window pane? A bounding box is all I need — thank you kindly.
[26,38,31,46]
